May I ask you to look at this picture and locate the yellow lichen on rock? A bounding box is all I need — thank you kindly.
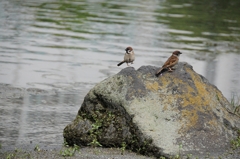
[180,109,198,132]
[179,67,215,133]
[182,67,210,108]
[145,81,159,92]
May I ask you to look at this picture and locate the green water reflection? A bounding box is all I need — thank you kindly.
[28,0,240,52]
[157,0,240,42]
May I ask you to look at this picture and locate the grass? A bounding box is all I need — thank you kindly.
[229,94,240,153]
[121,142,127,155]
[60,140,80,157]
[230,94,240,116]
[231,129,240,150]
[3,148,32,159]
[34,145,41,152]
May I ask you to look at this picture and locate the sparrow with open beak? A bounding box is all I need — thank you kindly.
[156,50,182,75]
[117,47,135,66]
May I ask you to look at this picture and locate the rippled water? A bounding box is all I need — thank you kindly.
[0,0,240,150]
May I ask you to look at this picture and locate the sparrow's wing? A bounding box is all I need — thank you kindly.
[124,53,130,62]
[167,56,178,67]
[167,57,179,68]
[129,53,135,62]
[162,55,172,68]
[162,55,178,68]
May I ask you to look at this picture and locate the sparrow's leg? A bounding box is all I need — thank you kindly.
[168,68,173,72]
[127,63,130,66]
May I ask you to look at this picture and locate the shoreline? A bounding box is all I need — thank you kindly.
[0,144,154,159]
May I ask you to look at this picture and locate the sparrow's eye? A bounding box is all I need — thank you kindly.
[125,47,132,53]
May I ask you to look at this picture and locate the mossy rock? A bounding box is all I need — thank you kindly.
[64,62,240,158]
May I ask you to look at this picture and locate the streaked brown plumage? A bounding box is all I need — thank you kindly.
[117,47,135,66]
[156,50,182,75]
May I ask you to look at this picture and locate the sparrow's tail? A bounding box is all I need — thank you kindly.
[117,61,125,66]
[155,68,163,75]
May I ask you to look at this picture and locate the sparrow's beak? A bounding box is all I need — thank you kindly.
[179,52,182,54]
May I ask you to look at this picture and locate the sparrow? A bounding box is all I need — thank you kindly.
[155,50,182,75]
[117,46,135,66]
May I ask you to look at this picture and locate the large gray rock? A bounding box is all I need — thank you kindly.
[64,62,240,158]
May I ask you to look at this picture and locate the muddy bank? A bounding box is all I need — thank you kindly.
[0,146,154,159]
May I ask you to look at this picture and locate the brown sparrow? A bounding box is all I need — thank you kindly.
[155,50,182,75]
[117,47,135,66]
